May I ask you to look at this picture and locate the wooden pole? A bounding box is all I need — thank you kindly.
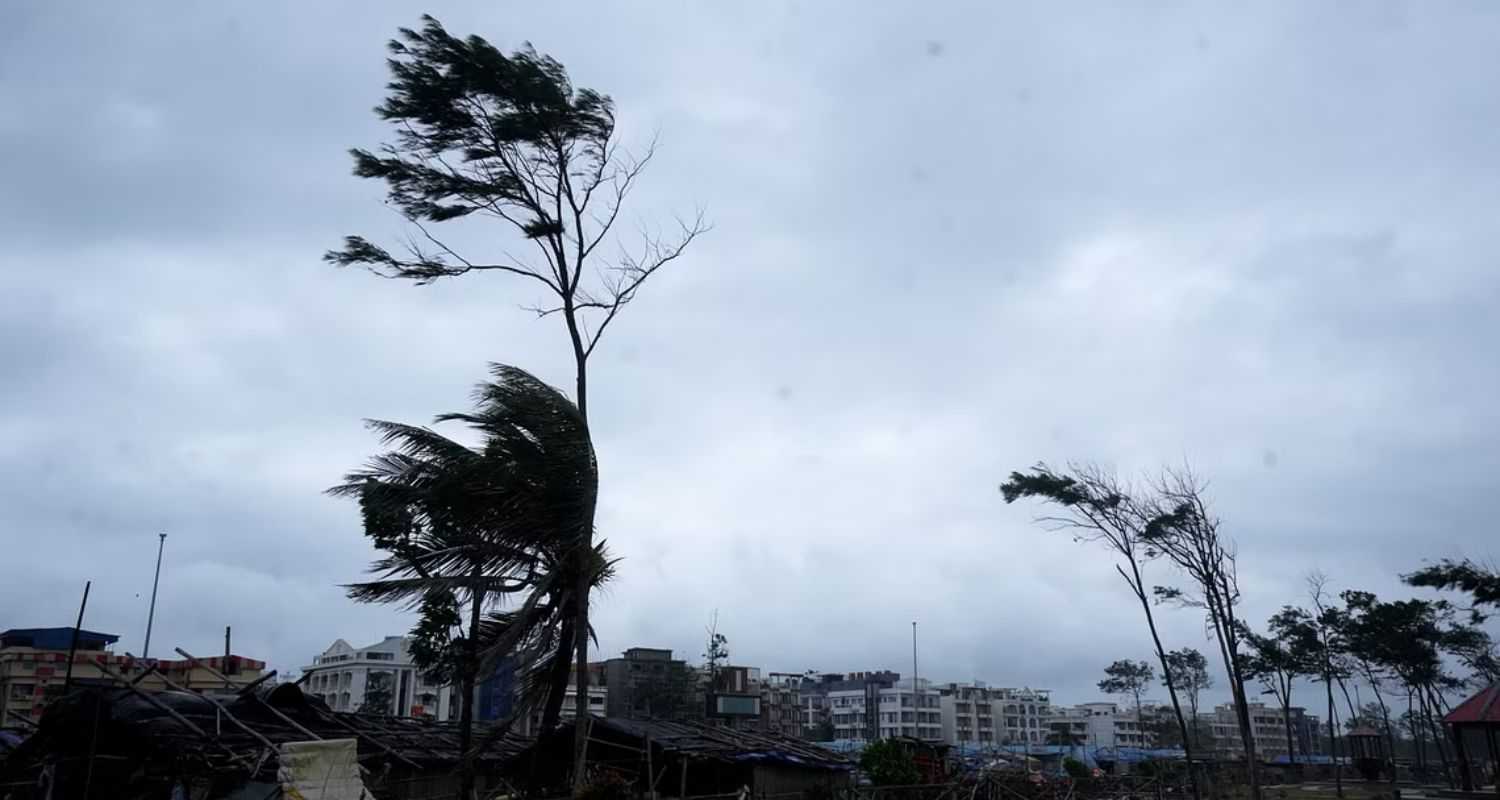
[63,581,92,693]
[237,669,278,696]
[680,758,688,799]
[312,710,423,770]
[145,667,277,751]
[223,627,232,690]
[645,733,655,800]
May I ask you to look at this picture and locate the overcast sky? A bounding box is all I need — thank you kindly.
[3,1,1498,708]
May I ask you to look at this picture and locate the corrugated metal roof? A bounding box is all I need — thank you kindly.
[1443,683,1500,725]
[585,717,852,770]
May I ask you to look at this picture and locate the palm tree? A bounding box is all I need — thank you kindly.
[331,364,602,797]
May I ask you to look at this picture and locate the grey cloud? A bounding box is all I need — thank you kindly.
[2,0,1499,706]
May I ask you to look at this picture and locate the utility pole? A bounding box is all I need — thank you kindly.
[912,621,919,739]
[142,533,166,659]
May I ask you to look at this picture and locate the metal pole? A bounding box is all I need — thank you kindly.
[63,581,91,693]
[142,533,166,659]
[911,621,919,740]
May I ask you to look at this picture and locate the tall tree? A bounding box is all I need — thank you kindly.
[1001,464,1202,800]
[1243,608,1313,765]
[1334,591,1401,780]
[333,364,600,797]
[1340,592,1462,786]
[1141,467,1261,800]
[1163,648,1213,749]
[1099,659,1156,730]
[703,611,729,691]
[1405,559,1500,608]
[1306,572,1352,793]
[327,17,706,792]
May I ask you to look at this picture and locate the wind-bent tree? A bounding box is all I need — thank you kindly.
[1340,591,1463,786]
[1334,591,1402,778]
[1405,559,1500,608]
[1141,467,1261,800]
[334,364,602,798]
[1099,659,1155,730]
[1306,572,1353,793]
[327,17,706,789]
[1244,608,1317,766]
[1001,464,1202,800]
[1163,648,1213,749]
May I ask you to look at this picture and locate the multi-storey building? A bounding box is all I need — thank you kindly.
[1046,702,1153,748]
[1200,703,1322,761]
[705,665,763,730]
[830,678,942,741]
[2,627,266,723]
[994,687,1052,744]
[602,647,699,721]
[938,682,1000,746]
[761,672,803,737]
[799,671,899,738]
[301,636,455,719]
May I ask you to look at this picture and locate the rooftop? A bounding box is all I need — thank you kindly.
[0,628,120,651]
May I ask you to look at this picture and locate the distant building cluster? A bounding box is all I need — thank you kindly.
[2,627,1325,761]
[0,627,266,725]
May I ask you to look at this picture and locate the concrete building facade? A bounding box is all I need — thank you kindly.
[829,678,941,742]
[301,636,455,719]
[938,682,999,746]
[799,671,899,739]
[601,647,699,721]
[1201,702,1322,762]
[994,687,1052,744]
[1046,702,1152,748]
[2,627,266,724]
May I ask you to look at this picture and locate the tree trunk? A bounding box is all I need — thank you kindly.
[1420,684,1454,787]
[1409,687,1426,776]
[459,571,485,800]
[1207,587,1259,800]
[1124,561,1202,800]
[1361,666,1397,784]
[1325,676,1341,797]
[539,615,576,732]
[566,311,595,797]
[1282,692,1297,767]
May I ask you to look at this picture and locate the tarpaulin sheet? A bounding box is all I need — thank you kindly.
[278,738,372,800]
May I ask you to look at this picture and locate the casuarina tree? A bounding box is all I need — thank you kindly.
[1243,608,1315,765]
[1001,463,1201,800]
[1163,648,1212,748]
[1099,659,1155,729]
[327,16,706,792]
[1141,467,1261,800]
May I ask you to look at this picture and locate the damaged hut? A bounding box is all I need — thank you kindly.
[0,681,528,799]
[510,717,853,797]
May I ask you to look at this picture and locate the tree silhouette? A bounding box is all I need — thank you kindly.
[327,17,705,791]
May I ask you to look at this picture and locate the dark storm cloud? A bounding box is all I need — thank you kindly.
[3,0,1499,705]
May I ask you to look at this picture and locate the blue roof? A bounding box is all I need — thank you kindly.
[0,628,120,651]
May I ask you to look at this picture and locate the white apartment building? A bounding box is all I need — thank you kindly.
[993,687,1052,744]
[1200,702,1320,762]
[828,678,942,741]
[938,682,999,746]
[301,636,457,720]
[1046,702,1153,749]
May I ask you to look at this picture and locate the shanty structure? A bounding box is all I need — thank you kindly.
[0,681,528,799]
[511,717,854,797]
[1445,682,1500,794]
[1345,726,1387,781]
